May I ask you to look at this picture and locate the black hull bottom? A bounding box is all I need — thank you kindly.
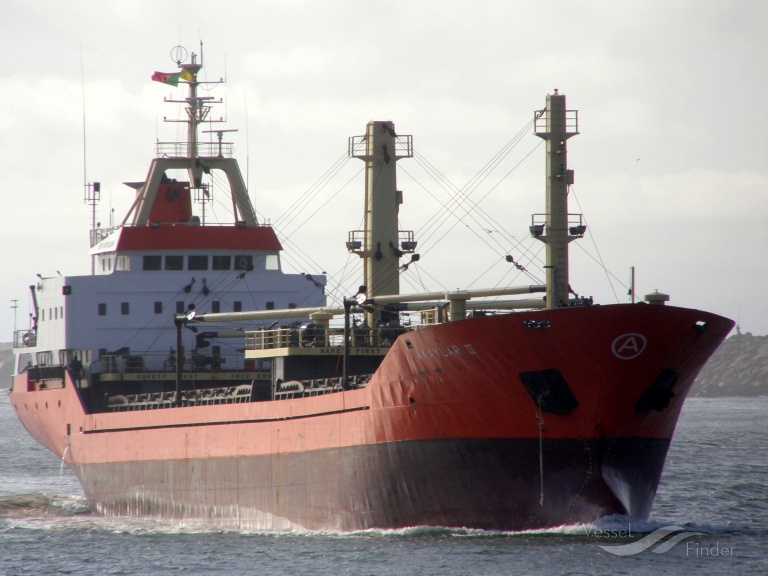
[75,437,671,531]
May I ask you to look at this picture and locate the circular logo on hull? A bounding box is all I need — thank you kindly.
[611,333,647,359]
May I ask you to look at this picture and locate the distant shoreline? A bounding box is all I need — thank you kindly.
[690,332,768,397]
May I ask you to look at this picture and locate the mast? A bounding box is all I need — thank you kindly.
[128,47,258,227]
[347,121,415,326]
[181,54,204,181]
[531,90,582,309]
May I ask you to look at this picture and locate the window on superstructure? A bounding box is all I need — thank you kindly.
[288,303,297,309]
[188,255,208,270]
[165,255,184,270]
[154,302,163,314]
[211,301,220,313]
[98,303,107,316]
[121,302,129,315]
[266,301,275,310]
[265,254,279,270]
[41,309,45,322]
[176,302,185,314]
[17,353,32,373]
[60,306,64,319]
[116,256,130,271]
[143,256,162,270]
[212,255,231,270]
[233,301,242,312]
[235,255,253,271]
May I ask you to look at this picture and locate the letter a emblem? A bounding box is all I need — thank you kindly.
[611,333,647,360]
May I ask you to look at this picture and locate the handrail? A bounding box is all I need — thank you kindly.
[155,141,234,158]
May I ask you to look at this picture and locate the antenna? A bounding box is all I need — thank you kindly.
[80,48,100,275]
[244,88,250,195]
[10,299,18,336]
[170,45,188,66]
[81,47,87,201]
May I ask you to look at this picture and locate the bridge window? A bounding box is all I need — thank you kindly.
[233,301,242,312]
[143,255,162,270]
[211,301,220,313]
[154,302,163,314]
[235,256,253,271]
[212,256,231,270]
[98,303,107,316]
[188,255,208,270]
[165,256,183,270]
[121,302,130,315]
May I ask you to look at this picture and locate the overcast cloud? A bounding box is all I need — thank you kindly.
[1,0,766,340]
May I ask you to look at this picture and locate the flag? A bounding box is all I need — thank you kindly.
[180,68,195,81]
[151,71,181,86]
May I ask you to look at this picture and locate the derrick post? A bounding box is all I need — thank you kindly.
[532,90,580,309]
[348,122,414,327]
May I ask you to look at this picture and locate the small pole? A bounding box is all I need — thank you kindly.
[342,298,353,390]
[173,305,196,407]
[174,315,183,407]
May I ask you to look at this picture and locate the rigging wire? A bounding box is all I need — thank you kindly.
[569,185,623,303]
[404,138,545,287]
[213,107,545,303]
[168,112,551,326]
[199,150,357,310]
[397,148,545,288]
[412,140,543,255]
[411,119,536,246]
[298,115,548,302]
[272,152,353,229]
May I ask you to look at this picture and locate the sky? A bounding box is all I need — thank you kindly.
[1,0,766,342]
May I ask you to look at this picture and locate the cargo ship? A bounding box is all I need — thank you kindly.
[8,47,733,531]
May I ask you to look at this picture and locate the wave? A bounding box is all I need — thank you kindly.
[327,514,752,541]
[0,500,750,540]
[270,514,744,541]
[0,492,90,518]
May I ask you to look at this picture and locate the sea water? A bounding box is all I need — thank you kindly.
[1,394,765,575]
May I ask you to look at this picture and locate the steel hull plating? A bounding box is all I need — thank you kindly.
[76,437,670,531]
[10,304,734,531]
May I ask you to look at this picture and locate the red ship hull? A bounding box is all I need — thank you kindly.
[10,303,733,531]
